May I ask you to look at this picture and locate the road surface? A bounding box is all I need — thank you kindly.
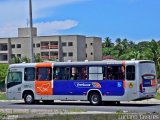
[0,101,160,113]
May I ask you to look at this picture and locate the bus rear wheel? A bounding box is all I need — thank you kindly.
[24,93,34,104]
[89,92,102,105]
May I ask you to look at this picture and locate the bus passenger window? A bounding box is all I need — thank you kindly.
[103,66,107,80]
[37,67,52,81]
[89,66,103,80]
[107,65,125,80]
[53,67,70,80]
[82,67,87,80]
[126,65,135,80]
[53,67,60,80]
[70,67,77,80]
[24,67,35,81]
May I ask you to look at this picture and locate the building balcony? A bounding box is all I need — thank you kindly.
[41,56,49,59]
[50,55,58,59]
[41,45,49,49]
[50,45,58,49]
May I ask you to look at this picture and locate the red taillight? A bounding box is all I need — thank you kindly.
[139,83,143,93]
[152,79,157,87]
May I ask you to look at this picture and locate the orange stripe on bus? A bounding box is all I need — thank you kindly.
[123,80,126,89]
[36,63,52,67]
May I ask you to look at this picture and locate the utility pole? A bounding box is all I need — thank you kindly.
[29,0,34,62]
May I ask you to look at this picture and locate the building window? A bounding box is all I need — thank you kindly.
[62,42,66,46]
[91,52,93,55]
[17,44,21,48]
[68,52,73,57]
[68,42,73,46]
[86,44,87,48]
[86,53,87,58]
[11,44,15,48]
[36,43,40,48]
[33,44,35,48]
[17,54,21,58]
[63,53,67,57]
[90,43,93,46]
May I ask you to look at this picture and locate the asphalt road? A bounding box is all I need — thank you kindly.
[0,101,160,113]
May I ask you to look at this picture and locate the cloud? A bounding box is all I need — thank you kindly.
[0,0,84,37]
[35,20,79,35]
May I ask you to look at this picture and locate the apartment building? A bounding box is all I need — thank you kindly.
[0,28,102,63]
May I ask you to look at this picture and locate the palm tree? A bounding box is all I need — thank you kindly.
[103,37,113,48]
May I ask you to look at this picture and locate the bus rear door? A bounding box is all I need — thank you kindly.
[125,64,138,100]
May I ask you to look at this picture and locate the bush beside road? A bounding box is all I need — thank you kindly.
[0,92,6,100]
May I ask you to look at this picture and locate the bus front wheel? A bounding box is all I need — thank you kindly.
[24,93,34,104]
[89,92,102,105]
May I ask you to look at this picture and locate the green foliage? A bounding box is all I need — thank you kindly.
[156,93,160,100]
[0,92,6,100]
[0,64,8,82]
[102,37,160,79]
[11,54,43,64]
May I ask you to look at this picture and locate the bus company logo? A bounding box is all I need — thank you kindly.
[92,82,101,88]
[74,82,101,88]
[37,83,50,92]
[74,82,92,88]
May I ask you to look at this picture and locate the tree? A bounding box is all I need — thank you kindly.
[0,64,8,85]
[34,54,43,62]
[103,37,114,48]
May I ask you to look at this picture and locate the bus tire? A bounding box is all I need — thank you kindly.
[89,92,102,105]
[24,92,34,104]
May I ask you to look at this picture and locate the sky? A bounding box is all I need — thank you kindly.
[0,0,160,42]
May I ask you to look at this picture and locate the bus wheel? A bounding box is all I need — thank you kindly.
[89,92,102,105]
[24,93,34,104]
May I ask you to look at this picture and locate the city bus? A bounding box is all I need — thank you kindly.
[5,60,158,105]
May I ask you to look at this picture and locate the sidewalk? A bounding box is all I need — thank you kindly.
[0,98,160,104]
[123,98,160,104]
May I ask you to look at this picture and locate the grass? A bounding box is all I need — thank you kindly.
[0,92,6,100]
[156,92,160,100]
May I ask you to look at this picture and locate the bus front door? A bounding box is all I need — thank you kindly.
[6,68,23,100]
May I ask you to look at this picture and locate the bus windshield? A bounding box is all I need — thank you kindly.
[7,72,22,88]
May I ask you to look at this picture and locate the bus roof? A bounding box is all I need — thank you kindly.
[9,60,154,68]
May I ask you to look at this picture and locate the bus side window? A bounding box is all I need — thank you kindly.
[53,67,70,80]
[24,67,35,81]
[82,66,87,80]
[37,67,52,81]
[71,67,78,80]
[53,67,60,80]
[126,65,135,80]
[89,66,103,80]
[107,65,125,80]
[103,66,107,80]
